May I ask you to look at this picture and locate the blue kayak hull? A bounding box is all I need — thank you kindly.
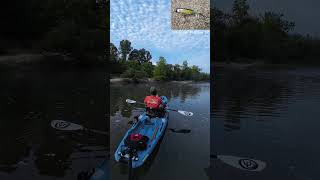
[114,96,169,168]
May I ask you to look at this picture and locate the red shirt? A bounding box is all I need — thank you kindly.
[144,95,163,109]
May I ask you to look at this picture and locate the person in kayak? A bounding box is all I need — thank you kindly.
[144,86,166,117]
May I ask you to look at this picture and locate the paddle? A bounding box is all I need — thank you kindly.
[126,99,192,134]
[125,99,193,117]
[51,120,108,135]
[168,128,191,134]
[210,154,267,172]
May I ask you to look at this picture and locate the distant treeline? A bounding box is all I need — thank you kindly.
[0,0,107,66]
[213,0,320,64]
[110,40,209,81]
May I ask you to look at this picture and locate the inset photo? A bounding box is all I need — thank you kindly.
[171,0,210,30]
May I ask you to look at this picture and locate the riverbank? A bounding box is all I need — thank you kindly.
[213,61,266,69]
[0,52,105,71]
[110,77,208,84]
[214,59,320,70]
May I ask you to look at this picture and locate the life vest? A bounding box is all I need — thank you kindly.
[144,95,163,109]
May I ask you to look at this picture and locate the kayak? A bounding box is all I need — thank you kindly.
[114,96,169,168]
[90,160,109,180]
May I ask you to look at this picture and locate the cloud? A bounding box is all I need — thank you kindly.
[110,0,210,72]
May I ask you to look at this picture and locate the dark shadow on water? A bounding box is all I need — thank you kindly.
[0,70,108,178]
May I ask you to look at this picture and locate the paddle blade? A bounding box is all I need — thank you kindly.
[51,120,83,131]
[216,155,267,172]
[126,99,137,104]
[177,110,193,116]
[168,128,191,134]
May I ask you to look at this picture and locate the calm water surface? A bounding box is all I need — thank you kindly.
[210,65,320,180]
[110,82,210,180]
[0,70,107,180]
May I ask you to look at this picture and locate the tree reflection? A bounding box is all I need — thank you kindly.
[212,66,292,131]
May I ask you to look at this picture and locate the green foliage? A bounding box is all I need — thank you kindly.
[128,49,140,62]
[232,0,249,23]
[111,40,209,81]
[128,48,152,64]
[153,57,168,81]
[121,60,148,80]
[119,40,132,62]
[110,43,119,62]
[138,48,152,63]
[213,0,320,64]
[142,62,154,78]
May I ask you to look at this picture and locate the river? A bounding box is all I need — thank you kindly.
[110,82,210,180]
[0,70,107,180]
[209,65,320,179]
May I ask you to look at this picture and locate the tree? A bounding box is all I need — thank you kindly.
[190,65,201,80]
[181,61,192,80]
[127,48,152,64]
[182,60,188,71]
[145,51,152,62]
[232,0,249,23]
[153,57,167,81]
[173,64,182,80]
[138,48,152,63]
[261,12,295,33]
[166,64,175,80]
[119,40,132,62]
[142,62,154,78]
[128,49,140,62]
[110,43,119,62]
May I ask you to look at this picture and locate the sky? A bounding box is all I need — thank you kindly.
[110,0,210,73]
[213,0,320,37]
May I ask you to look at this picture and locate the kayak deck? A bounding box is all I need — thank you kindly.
[114,113,168,168]
[114,96,169,168]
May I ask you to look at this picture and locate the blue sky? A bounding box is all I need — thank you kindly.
[110,0,210,73]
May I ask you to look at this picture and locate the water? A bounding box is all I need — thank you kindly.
[210,65,320,179]
[110,82,210,180]
[0,70,107,180]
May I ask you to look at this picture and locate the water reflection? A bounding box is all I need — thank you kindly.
[212,66,292,131]
[211,65,320,180]
[0,71,107,179]
[110,82,203,116]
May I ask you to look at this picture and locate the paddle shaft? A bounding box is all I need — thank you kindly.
[128,100,183,114]
[128,150,134,180]
[83,128,108,135]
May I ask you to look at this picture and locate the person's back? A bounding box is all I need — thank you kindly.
[144,87,165,117]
